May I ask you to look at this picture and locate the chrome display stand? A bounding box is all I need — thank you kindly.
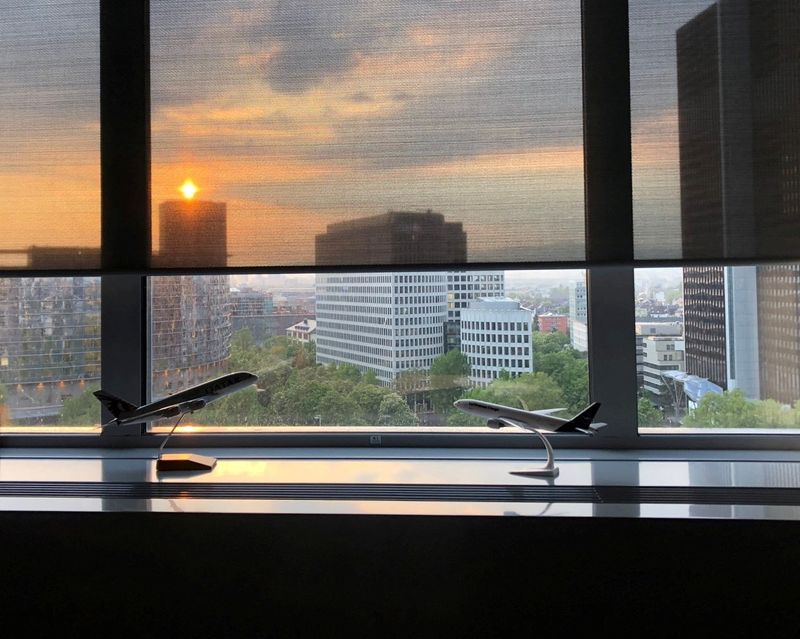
[489,417,560,478]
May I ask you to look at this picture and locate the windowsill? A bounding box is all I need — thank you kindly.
[2,446,800,520]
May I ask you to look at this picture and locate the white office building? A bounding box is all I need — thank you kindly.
[445,271,505,351]
[460,298,534,388]
[569,279,588,352]
[641,335,686,408]
[315,272,447,385]
[446,271,505,321]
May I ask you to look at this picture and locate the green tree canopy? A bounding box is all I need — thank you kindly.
[637,396,662,427]
[60,385,101,426]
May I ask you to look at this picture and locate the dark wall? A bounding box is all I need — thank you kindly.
[2,512,798,635]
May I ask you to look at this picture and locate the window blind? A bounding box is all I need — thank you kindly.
[0,1,100,271]
[631,0,800,262]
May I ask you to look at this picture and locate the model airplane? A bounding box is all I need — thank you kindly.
[95,371,258,427]
[453,399,605,434]
[95,371,258,472]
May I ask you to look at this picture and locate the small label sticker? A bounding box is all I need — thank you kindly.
[369,435,382,446]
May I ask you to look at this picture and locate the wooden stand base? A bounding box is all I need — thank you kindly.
[156,453,217,472]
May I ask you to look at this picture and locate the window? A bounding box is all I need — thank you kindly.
[0,277,100,429]
[148,270,587,429]
[2,2,799,450]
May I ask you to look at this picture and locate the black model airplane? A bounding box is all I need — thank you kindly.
[95,371,258,472]
[453,398,605,434]
[95,371,258,427]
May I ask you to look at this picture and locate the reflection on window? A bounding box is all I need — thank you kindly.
[636,266,800,430]
[149,271,588,428]
[0,278,101,427]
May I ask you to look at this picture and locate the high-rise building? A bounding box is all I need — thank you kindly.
[460,298,533,388]
[756,265,800,405]
[444,271,504,351]
[569,280,587,324]
[150,276,232,399]
[677,0,800,259]
[157,198,227,268]
[0,277,101,423]
[315,210,466,266]
[568,279,588,353]
[682,266,760,399]
[315,272,447,385]
[677,1,799,405]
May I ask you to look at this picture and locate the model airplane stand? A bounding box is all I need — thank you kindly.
[488,417,560,478]
[156,453,217,472]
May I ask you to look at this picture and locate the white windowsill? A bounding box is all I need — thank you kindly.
[2,447,800,520]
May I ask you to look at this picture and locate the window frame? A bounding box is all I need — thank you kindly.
[3,0,800,451]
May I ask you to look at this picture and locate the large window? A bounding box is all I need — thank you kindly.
[2,2,799,449]
[637,266,800,433]
[149,270,588,430]
[0,278,101,431]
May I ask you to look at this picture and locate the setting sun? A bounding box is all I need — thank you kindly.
[179,179,199,200]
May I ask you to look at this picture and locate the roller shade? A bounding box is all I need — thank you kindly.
[4,1,798,274]
[631,0,800,262]
[0,1,100,270]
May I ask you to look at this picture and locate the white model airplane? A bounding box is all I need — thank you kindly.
[453,399,605,434]
[95,371,258,427]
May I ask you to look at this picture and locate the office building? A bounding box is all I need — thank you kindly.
[0,277,100,423]
[636,322,683,387]
[569,280,588,352]
[445,270,504,351]
[150,276,232,398]
[315,210,466,266]
[677,0,800,259]
[641,335,686,410]
[315,272,447,385]
[682,266,760,399]
[460,298,533,387]
[756,264,800,405]
[157,197,227,268]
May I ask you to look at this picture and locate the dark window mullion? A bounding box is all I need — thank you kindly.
[99,0,150,431]
[581,0,638,439]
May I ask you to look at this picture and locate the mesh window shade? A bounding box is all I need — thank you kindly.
[0,1,100,270]
[631,0,800,262]
[150,0,585,269]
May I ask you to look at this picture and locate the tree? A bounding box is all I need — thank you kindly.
[377,393,418,426]
[60,385,101,425]
[467,372,565,413]
[429,350,471,413]
[683,389,760,428]
[637,396,662,427]
[194,386,271,426]
[532,331,571,355]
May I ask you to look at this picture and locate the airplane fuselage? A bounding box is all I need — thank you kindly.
[116,371,258,424]
[453,399,568,431]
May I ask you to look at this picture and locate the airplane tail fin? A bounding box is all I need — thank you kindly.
[93,390,137,419]
[555,402,603,434]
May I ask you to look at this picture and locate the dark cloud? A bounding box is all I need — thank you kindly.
[348,92,374,103]
[247,0,377,93]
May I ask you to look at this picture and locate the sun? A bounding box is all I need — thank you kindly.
[179,179,199,200]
